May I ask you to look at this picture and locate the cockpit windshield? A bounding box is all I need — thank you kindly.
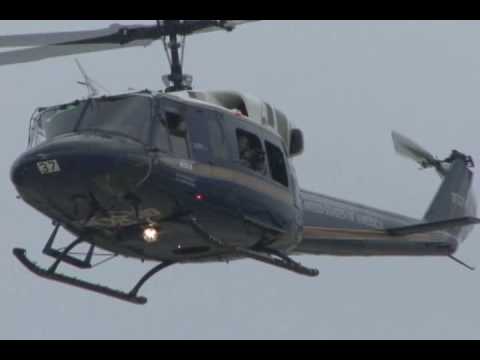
[28,95,152,148]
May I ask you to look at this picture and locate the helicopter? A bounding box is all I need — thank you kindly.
[2,20,479,305]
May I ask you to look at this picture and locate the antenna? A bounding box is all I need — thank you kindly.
[75,59,109,98]
[449,255,476,271]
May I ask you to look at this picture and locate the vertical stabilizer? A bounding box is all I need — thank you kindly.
[392,131,476,242]
[424,158,477,241]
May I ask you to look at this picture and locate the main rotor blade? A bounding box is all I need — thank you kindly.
[0,21,260,66]
[187,20,261,34]
[0,21,259,48]
[392,131,438,167]
[0,40,153,66]
[0,24,148,48]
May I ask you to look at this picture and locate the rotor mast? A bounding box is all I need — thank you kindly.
[0,20,258,92]
[160,20,192,92]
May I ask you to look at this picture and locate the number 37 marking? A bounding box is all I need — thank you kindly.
[37,160,61,175]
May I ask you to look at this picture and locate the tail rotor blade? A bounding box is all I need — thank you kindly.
[392,131,438,168]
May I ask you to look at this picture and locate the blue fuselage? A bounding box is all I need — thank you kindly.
[11,94,301,264]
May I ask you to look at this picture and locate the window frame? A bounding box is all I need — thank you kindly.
[149,99,170,153]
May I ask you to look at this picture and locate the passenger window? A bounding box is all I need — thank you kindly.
[165,112,190,159]
[265,141,289,187]
[208,118,228,161]
[236,129,266,174]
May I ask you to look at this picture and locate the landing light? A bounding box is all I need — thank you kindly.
[143,226,159,243]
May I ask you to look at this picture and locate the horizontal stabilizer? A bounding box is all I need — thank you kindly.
[386,217,480,236]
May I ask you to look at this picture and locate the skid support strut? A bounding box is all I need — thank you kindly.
[190,217,319,277]
[13,225,175,305]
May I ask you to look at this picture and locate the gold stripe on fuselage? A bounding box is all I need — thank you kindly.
[303,226,434,242]
[158,156,294,206]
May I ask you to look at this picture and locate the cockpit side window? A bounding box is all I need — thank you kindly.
[265,141,289,188]
[236,129,266,175]
[165,111,190,159]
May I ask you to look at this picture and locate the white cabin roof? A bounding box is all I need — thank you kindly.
[167,90,292,145]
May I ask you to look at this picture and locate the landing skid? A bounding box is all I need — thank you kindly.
[12,226,175,305]
[238,246,319,277]
[13,248,174,305]
[13,217,318,305]
[15,249,145,304]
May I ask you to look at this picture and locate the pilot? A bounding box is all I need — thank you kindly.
[238,135,266,174]
[238,135,252,167]
[252,151,266,174]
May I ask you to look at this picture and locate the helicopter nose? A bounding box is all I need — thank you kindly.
[11,134,149,197]
[12,142,111,189]
[12,150,106,190]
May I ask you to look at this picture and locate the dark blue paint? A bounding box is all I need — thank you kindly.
[11,112,302,263]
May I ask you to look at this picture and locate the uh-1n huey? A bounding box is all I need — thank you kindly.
[2,20,479,305]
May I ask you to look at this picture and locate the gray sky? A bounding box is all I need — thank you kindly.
[1,20,480,340]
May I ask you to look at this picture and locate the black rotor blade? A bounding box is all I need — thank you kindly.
[196,20,261,33]
[174,20,260,34]
[0,21,258,48]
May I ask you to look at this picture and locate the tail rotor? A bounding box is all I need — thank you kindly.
[392,131,474,177]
